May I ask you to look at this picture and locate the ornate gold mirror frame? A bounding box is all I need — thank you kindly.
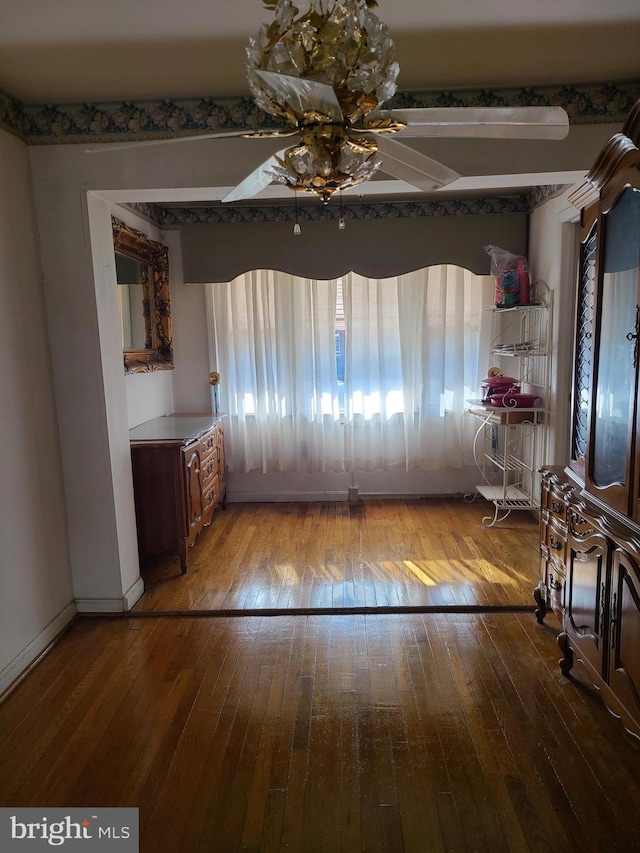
[112,217,174,374]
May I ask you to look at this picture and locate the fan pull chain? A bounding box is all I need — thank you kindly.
[294,192,301,236]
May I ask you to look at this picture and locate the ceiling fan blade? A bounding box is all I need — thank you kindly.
[221,151,289,203]
[376,136,460,192]
[370,107,570,140]
[84,127,285,153]
[254,69,343,123]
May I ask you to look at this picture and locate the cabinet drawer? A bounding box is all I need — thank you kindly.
[544,518,567,564]
[568,509,598,540]
[547,491,568,523]
[203,475,221,513]
[541,556,566,614]
[540,471,573,518]
[201,453,218,486]
[201,428,219,458]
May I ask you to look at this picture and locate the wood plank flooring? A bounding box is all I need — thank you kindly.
[2,612,639,852]
[134,498,539,613]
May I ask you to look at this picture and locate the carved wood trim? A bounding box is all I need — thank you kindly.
[568,98,640,212]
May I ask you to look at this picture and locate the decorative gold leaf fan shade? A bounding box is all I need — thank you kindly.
[247,0,399,127]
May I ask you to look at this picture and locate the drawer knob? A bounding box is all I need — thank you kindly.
[549,574,563,591]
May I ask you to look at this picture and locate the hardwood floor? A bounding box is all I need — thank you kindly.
[1,612,640,852]
[133,498,540,613]
[6,500,635,851]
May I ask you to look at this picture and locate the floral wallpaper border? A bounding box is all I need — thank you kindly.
[2,80,639,144]
[121,194,533,229]
[120,184,569,228]
[528,184,569,209]
[0,75,609,225]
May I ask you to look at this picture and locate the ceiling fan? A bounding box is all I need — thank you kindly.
[91,0,570,204]
[227,0,569,204]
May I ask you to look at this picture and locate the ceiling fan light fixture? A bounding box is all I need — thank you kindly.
[266,125,381,201]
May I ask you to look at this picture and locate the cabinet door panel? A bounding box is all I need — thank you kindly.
[587,185,640,515]
[183,445,204,548]
[565,533,608,674]
[609,550,640,728]
[217,426,227,499]
[130,445,180,557]
[569,225,596,478]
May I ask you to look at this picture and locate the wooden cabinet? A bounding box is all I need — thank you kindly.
[130,414,226,573]
[608,548,640,736]
[567,101,640,509]
[535,472,571,620]
[563,513,608,677]
[538,469,640,738]
[536,98,640,739]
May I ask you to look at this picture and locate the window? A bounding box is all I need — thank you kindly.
[335,279,345,412]
[207,267,490,473]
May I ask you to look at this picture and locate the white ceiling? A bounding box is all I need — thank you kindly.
[2,0,639,204]
[2,0,639,103]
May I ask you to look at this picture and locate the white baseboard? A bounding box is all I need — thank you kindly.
[359,491,466,500]
[75,575,145,613]
[0,602,76,697]
[74,599,122,613]
[123,576,145,610]
[1,578,145,697]
[226,490,468,503]
[226,490,349,502]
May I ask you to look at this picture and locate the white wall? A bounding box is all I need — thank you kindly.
[25,139,239,620]
[0,103,618,693]
[528,188,580,465]
[24,174,146,614]
[164,231,211,416]
[125,370,175,429]
[0,129,75,695]
[23,136,575,632]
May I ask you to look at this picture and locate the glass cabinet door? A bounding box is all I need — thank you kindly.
[589,186,640,514]
[570,227,597,473]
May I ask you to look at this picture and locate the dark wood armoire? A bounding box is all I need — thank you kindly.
[536,98,640,740]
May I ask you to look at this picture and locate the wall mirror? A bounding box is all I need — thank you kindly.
[112,217,174,374]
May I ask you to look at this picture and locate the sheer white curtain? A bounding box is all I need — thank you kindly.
[206,266,491,474]
[206,270,344,473]
[343,268,491,471]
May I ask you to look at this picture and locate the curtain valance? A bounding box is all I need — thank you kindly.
[182,214,526,283]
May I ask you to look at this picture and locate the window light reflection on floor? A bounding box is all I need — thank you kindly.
[268,557,520,587]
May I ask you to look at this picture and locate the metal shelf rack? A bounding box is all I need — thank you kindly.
[467,286,551,526]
